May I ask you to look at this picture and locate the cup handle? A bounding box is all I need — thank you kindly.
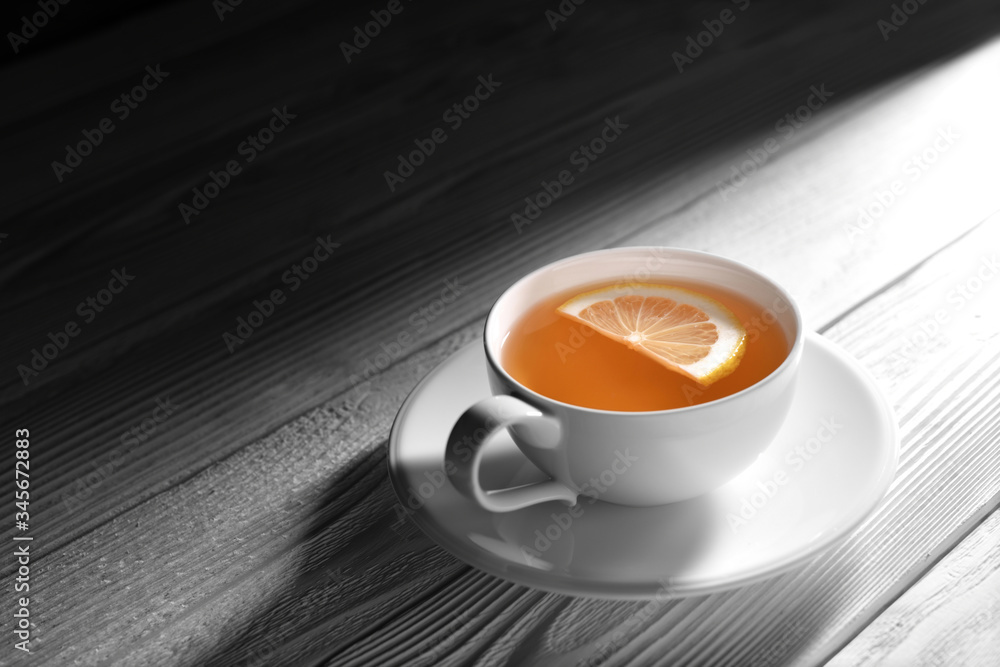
[446,395,578,512]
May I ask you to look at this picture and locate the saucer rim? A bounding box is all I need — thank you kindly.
[388,331,900,600]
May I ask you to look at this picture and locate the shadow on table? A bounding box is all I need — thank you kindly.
[191,443,457,666]
[191,437,853,667]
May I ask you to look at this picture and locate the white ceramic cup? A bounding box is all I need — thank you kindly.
[445,247,803,511]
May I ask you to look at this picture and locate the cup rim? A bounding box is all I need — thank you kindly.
[483,246,804,416]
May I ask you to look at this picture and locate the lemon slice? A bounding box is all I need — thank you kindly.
[557,283,747,386]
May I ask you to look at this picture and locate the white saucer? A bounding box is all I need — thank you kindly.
[388,332,898,599]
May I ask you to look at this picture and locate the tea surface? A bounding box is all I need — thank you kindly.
[501,281,789,411]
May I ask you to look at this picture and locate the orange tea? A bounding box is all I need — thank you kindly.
[500,280,789,411]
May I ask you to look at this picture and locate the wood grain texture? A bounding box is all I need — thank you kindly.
[4,0,1000,564]
[18,211,1000,667]
[828,507,1000,667]
[2,0,1000,665]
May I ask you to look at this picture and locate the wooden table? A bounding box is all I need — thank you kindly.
[3,1,1000,664]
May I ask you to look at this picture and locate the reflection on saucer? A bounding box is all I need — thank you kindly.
[388,333,897,599]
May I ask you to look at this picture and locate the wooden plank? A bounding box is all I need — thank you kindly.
[827,507,1000,667]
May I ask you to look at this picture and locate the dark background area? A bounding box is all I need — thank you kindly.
[2,1,173,64]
